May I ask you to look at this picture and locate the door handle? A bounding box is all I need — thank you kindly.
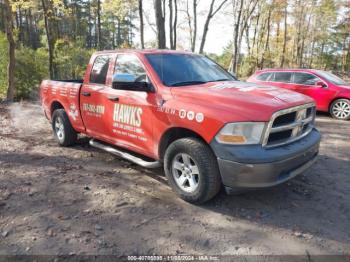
[82,91,91,97]
[107,96,119,102]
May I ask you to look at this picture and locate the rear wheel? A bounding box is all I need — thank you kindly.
[330,99,350,120]
[52,109,77,146]
[164,138,221,204]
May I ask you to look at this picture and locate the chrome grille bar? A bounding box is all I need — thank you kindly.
[262,103,316,148]
[270,115,314,133]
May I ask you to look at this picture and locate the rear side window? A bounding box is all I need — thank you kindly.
[273,72,292,83]
[256,72,271,81]
[90,55,111,84]
[293,73,319,85]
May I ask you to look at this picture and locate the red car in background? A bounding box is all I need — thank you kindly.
[247,69,350,120]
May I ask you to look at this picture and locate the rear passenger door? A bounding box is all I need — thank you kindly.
[269,72,295,91]
[80,54,113,139]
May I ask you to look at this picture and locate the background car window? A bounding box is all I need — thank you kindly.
[114,54,147,83]
[273,72,292,83]
[293,73,320,85]
[256,72,271,81]
[90,55,110,84]
[315,70,348,85]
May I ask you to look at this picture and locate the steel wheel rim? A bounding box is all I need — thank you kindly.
[333,101,350,119]
[172,153,200,193]
[55,117,65,141]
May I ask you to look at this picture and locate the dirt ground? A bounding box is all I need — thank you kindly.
[0,102,349,258]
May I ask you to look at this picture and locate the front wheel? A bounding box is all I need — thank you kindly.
[164,138,221,204]
[330,99,350,120]
[52,109,78,146]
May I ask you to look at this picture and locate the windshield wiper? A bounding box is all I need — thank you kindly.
[170,81,208,87]
[209,78,231,82]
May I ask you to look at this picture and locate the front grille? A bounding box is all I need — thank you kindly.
[263,103,316,147]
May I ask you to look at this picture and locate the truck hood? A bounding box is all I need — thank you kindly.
[170,81,314,122]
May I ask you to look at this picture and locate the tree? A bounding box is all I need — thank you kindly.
[0,0,349,100]
[184,0,198,51]
[41,0,57,79]
[280,2,288,67]
[230,0,243,73]
[138,0,145,48]
[154,0,166,49]
[199,0,228,54]
[97,0,102,50]
[3,0,16,101]
[168,0,178,49]
[229,0,258,74]
[103,0,138,48]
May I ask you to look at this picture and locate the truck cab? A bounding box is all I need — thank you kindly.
[40,50,321,203]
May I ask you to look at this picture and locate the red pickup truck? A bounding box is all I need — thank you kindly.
[40,50,321,203]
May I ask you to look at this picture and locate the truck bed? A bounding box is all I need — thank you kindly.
[40,79,85,132]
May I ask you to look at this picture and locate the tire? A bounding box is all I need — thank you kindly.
[52,109,77,146]
[330,99,350,120]
[164,138,221,204]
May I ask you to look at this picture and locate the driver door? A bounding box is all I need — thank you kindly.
[102,53,157,158]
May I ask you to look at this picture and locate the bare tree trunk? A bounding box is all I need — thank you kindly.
[4,0,16,102]
[154,0,166,49]
[18,6,23,43]
[28,10,35,48]
[93,4,97,47]
[117,18,121,46]
[87,2,92,48]
[169,0,173,49]
[112,22,116,49]
[138,0,145,49]
[25,10,30,47]
[280,4,287,67]
[185,0,197,52]
[231,0,243,73]
[251,9,260,53]
[295,0,304,66]
[173,0,178,49]
[260,7,271,69]
[245,23,251,57]
[199,0,228,54]
[0,3,5,32]
[299,11,312,68]
[42,0,55,79]
[168,0,178,49]
[97,0,102,50]
[192,0,197,52]
[308,39,315,68]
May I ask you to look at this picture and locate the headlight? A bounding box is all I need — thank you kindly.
[215,122,266,145]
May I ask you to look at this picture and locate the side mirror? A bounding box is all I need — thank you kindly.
[112,81,154,92]
[315,81,327,89]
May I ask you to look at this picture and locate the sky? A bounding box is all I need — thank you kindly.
[133,0,234,54]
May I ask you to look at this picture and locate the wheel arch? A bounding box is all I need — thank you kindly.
[329,97,350,112]
[158,127,208,161]
[50,101,65,116]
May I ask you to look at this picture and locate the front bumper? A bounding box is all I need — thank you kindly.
[210,128,321,189]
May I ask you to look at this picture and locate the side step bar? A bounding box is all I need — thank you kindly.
[89,139,161,169]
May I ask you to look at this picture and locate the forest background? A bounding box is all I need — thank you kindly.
[0,0,349,101]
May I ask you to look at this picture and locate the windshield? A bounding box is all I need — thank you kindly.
[316,70,348,86]
[145,53,236,87]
